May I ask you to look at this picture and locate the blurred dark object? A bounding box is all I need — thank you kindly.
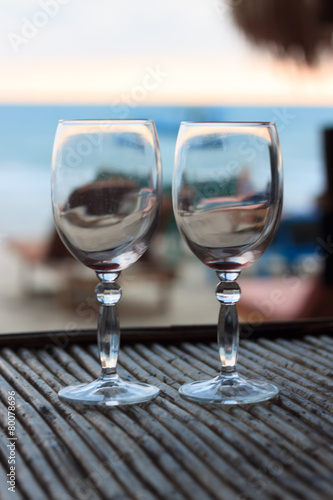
[239,127,333,321]
[231,0,333,64]
[65,178,138,216]
[322,129,333,200]
[271,214,320,267]
[320,128,333,286]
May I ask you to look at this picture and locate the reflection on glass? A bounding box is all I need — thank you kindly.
[51,119,162,406]
[173,121,283,404]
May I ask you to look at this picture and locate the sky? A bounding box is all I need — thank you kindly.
[0,0,333,105]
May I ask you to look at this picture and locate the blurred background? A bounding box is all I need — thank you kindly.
[1,0,333,333]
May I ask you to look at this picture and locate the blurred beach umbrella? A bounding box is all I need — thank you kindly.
[230,0,333,63]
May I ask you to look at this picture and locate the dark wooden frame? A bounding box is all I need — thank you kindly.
[1,318,333,347]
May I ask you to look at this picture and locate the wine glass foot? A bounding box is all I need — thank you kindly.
[58,374,159,406]
[179,372,279,405]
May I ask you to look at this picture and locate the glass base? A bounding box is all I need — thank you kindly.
[58,374,159,406]
[179,372,279,405]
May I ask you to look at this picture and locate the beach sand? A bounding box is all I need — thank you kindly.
[0,241,219,334]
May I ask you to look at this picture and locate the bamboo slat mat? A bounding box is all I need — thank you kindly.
[0,323,333,500]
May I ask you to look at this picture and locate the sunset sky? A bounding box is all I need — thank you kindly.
[0,0,333,105]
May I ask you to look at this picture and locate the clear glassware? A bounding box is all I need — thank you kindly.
[51,119,162,406]
[173,122,283,404]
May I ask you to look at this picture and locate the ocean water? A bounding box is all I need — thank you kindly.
[1,104,333,239]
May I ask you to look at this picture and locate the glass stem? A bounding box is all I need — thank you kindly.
[217,304,239,373]
[95,272,122,378]
[215,272,241,374]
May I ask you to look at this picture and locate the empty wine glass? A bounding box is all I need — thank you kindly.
[51,119,162,406]
[173,122,283,404]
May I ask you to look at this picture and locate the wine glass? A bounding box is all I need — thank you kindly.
[173,122,283,404]
[51,119,162,406]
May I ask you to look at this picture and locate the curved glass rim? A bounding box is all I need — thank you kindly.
[179,121,276,127]
[58,118,155,125]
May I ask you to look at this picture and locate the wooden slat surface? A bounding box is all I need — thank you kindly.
[0,325,332,500]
